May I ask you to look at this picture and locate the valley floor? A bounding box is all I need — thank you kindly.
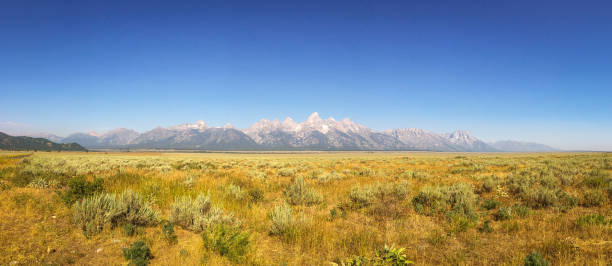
[0,151,610,265]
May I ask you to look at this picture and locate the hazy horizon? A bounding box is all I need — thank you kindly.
[1,1,611,151]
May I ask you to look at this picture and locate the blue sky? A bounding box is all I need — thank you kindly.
[1,1,611,150]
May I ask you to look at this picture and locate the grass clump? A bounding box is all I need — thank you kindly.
[284,176,323,206]
[72,190,158,237]
[581,190,606,207]
[170,194,234,233]
[202,224,250,263]
[123,240,153,266]
[575,213,609,228]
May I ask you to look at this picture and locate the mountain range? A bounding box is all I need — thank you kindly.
[35,112,556,152]
[0,132,86,151]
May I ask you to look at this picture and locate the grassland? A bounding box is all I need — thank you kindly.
[0,151,610,265]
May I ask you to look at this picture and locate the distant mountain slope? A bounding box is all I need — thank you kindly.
[0,132,86,151]
[43,112,556,152]
[490,140,557,152]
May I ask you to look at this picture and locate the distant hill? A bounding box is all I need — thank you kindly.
[490,140,557,152]
[0,132,86,151]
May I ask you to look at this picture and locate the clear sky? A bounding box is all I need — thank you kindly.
[1,1,611,151]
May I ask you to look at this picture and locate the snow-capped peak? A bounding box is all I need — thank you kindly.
[169,120,208,131]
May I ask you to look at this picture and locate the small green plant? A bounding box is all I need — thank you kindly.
[483,199,500,210]
[123,223,137,237]
[123,240,153,266]
[202,224,250,263]
[161,221,178,245]
[523,251,549,266]
[478,220,493,233]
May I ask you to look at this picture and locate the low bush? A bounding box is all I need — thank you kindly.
[412,183,477,217]
[224,183,246,201]
[340,245,414,265]
[481,175,498,193]
[123,240,153,266]
[349,181,410,208]
[61,176,104,205]
[284,176,323,206]
[582,169,611,188]
[202,224,250,263]
[72,190,158,237]
[521,188,558,209]
[248,187,264,203]
[494,206,512,221]
[269,202,295,237]
[483,199,500,210]
[170,194,234,233]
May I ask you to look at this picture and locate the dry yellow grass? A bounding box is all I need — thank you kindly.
[0,151,610,265]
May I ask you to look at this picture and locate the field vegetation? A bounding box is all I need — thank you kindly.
[0,151,610,265]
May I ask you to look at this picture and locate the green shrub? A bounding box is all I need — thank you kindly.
[581,190,606,207]
[269,202,295,237]
[161,221,178,245]
[284,176,323,206]
[524,251,549,266]
[483,199,500,210]
[202,224,250,263]
[61,176,104,205]
[123,240,152,266]
[481,175,498,193]
[341,245,414,265]
[412,183,477,217]
[72,190,158,237]
[170,194,234,233]
[248,187,264,203]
